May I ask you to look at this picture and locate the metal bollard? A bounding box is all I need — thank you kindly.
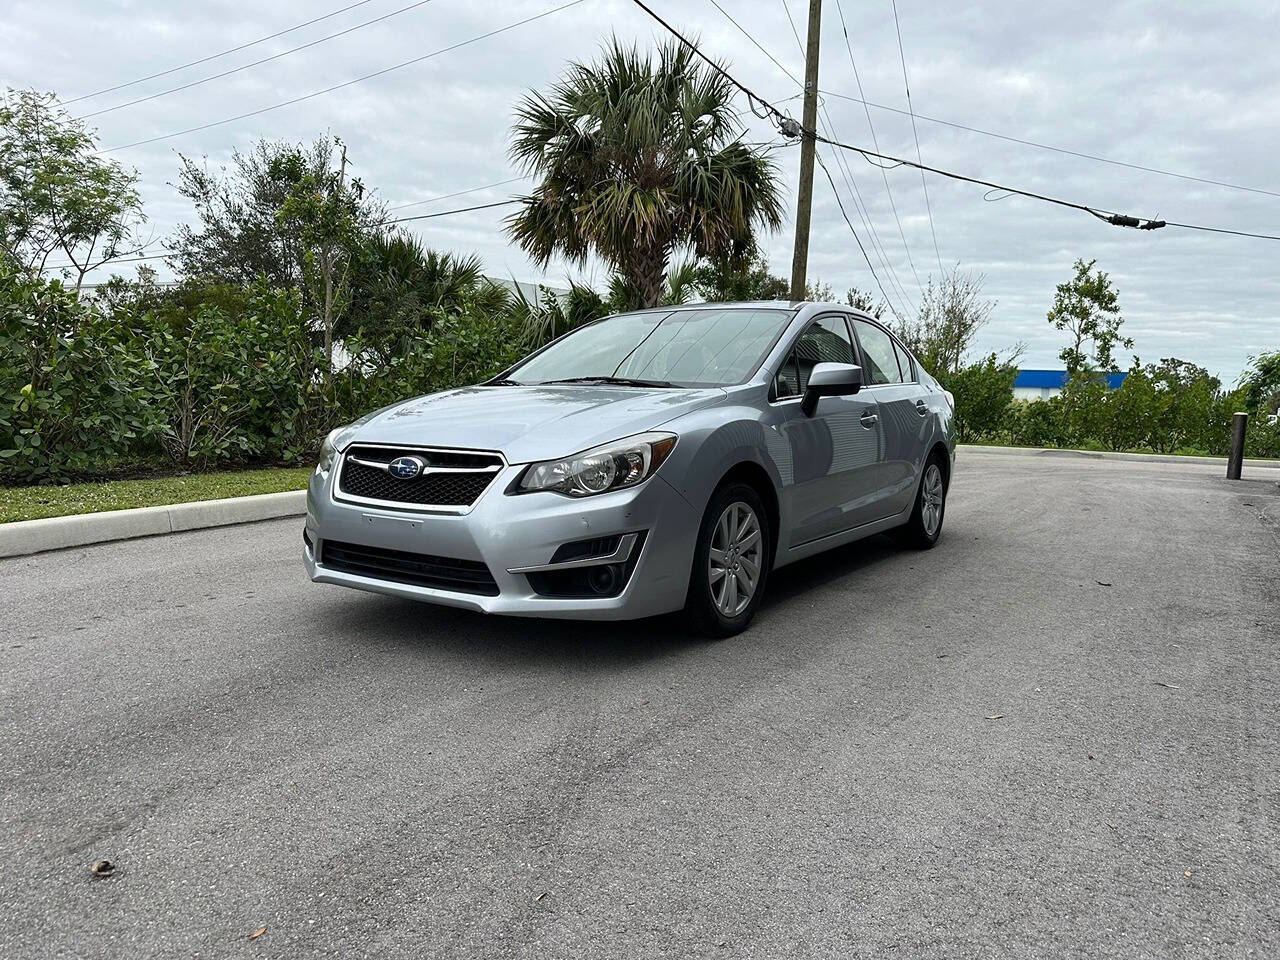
[1226,412,1247,480]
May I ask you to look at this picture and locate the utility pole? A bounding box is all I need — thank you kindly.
[789,0,822,303]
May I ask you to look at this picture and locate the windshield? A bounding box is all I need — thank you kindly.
[505,308,793,388]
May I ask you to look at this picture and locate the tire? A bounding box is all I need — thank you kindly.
[684,482,772,639]
[898,453,947,549]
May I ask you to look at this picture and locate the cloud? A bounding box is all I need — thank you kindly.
[7,0,1276,380]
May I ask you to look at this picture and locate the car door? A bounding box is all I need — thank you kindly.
[775,314,887,548]
[850,317,930,518]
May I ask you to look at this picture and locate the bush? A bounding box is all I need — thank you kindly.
[937,354,1015,442]
[1009,399,1067,448]
[333,307,528,423]
[133,281,322,466]
[0,268,163,482]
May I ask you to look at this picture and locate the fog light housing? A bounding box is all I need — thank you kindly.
[524,533,647,599]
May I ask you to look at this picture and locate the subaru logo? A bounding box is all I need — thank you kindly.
[388,456,425,480]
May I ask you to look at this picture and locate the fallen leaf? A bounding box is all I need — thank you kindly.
[1154,681,1181,689]
[985,714,1004,720]
[90,859,114,878]
[250,927,268,941]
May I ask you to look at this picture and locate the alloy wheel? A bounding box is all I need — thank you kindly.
[708,501,762,617]
[922,463,944,537]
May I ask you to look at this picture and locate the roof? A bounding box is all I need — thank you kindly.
[1015,369,1127,389]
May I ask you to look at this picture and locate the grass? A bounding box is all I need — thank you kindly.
[0,466,314,524]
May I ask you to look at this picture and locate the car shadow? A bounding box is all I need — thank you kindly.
[321,589,694,668]
[762,533,904,609]
[317,533,908,666]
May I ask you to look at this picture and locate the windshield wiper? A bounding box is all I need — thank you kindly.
[539,376,676,388]
[486,378,524,386]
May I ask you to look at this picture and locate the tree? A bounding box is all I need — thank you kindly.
[895,267,995,375]
[273,138,367,382]
[340,232,511,352]
[691,245,789,303]
[0,88,144,291]
[844,287,885,320]
[507,39,783,309]
[169,136,384,316]
[1241,351,1280,416]
[1047,258,1131,376]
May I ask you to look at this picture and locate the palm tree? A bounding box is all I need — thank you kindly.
[506,39,784,310]
[341,231,510,342]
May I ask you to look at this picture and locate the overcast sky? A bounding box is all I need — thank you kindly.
[5,0,1278,380]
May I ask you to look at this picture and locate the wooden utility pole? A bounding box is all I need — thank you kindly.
[789,0,823,303]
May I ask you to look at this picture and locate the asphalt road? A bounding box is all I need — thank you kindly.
[2,450,1278,959]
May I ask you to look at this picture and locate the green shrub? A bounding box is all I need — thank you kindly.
[1009,398,1068,448]
[134,281,322,467]
[0,268,163,482]
[333,307,528,423]
[937,354,1015,442]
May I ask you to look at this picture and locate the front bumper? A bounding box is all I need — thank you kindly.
[303,462,701,620]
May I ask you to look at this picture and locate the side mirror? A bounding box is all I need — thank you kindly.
[801,362,863,416]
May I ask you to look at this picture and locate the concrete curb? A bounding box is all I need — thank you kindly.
[5,443,1277,561]
[960,443,1280,470]
[0,489,306,560]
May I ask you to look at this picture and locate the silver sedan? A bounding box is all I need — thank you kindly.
[305,301,956,637]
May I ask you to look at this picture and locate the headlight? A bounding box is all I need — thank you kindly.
[317,425,353,472]
[516,432,677,498]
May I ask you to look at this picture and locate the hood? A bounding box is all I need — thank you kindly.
[348,384,724,463]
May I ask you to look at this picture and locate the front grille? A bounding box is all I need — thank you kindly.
[336,445,503,509]
[321,540,499,596]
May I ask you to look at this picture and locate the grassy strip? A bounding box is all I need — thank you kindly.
[0,467,313,524]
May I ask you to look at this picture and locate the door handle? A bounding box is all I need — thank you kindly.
[860,412,879,427]
[915,399,929,417]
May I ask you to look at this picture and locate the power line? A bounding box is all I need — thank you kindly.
[831,0,922,291]
[387,176,527,212]
[816,130,1280,239]
[774,0,914,315]
[629,0,1280,242]
[102,0,589,152]
[39,252,170,272]
[78,0,438,120]
[626,0,784,118]
[890,0,944,275]
[815,152,902,313]
[39,197,528,272]
[61,0,379,106]
[380,198,521,225]
[707,0,800,86]
[818,89,1280,201]
[704,0,913,314]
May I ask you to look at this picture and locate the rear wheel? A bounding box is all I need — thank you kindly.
[684,483,771,639]
[898,454,947,549]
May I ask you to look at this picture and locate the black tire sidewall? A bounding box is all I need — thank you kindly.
[906,455,946,547]
[685,483,771,638]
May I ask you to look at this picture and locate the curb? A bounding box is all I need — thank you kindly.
[959,444,1280,470]
[0,490,307,560]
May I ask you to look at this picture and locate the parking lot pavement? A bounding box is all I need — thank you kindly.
[2,451,1277,959]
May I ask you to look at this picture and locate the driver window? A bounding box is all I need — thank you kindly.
[795,316,856,393]
[852,318,904,385]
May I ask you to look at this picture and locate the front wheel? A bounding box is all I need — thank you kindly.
[684,483,771,639]
[898,455,947,549]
